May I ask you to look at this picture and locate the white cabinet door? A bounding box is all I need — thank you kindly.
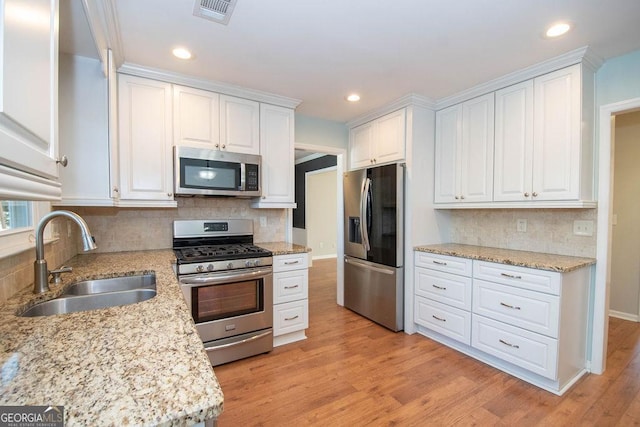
[460,93,494,202]
[434,104,462,203]
[118,74,175,206]
[533,65,581,201]
[255,104,295,207]
[173,85,220,148]
[375,108,406,164]
[494,80,534,202]
[0,0,59,181]
[220,95,259,155]
[349,122,374,170]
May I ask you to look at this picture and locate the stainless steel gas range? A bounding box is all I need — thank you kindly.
[173,219,273,366]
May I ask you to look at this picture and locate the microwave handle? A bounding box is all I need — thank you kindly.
[178,267,272,287]
[240,163,246,191]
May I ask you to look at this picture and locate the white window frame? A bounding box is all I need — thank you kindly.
[0,202,53,258]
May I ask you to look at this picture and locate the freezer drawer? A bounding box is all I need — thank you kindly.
[343,256,403,331]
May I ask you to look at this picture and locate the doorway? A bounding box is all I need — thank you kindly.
[594,97,640,375]
[294,143,346,305]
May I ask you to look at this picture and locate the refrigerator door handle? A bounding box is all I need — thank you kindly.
[360,177,371,252]
[344,256,394,275]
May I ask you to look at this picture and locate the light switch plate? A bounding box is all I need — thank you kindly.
[573,220,594,236]
[516,219,527,232]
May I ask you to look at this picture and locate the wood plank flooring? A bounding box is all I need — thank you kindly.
[214,258,640,426]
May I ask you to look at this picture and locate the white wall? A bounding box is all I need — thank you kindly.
[610,111,640,319]
[295,114,348,149]
[306,169,337,258]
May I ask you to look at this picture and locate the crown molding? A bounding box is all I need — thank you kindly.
[435,46,602,110]
[81,0,124,76]
[118,63,302,109]
[346,93,435,128]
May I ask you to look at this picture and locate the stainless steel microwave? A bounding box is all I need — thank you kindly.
[174,146,261,197]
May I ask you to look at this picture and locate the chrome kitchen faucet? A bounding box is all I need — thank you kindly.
[33,210,97,294]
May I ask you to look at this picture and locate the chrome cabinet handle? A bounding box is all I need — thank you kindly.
[432,315,446,322]
[167,193,173,197]
[284,315,299,321]
[215,143,220,148]
[500,302,521,310]
[532,192,538,197]
[284,260,299,265]
[500,273,522,279]
[454,196,459,200]
[524,192,530,197]
[222,144,226,149]
[499,339,520,349]
[460,195,465,200]
[56,155,68,167]
[284,285,299,289]
[432,284,447,290]
[432,260,447,266]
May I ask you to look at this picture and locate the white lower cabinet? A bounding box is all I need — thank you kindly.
[273,253,309,347]
[414,251,590,395]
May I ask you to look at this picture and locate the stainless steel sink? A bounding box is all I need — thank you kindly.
[62,273,156,295]
[20,274,157,317]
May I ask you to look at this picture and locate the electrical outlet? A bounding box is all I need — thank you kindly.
[516,219,527,233]
[259,216,267,227]
[573,220,594,236]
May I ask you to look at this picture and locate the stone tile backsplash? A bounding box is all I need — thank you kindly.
[448,208,597,258]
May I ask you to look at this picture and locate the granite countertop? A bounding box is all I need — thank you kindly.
[0,250,223,426]
[257,242,311,256]
[414,243,596,272]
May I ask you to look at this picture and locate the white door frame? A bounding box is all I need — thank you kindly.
[593,96,640,374]
[295,143,347,306]
[305,166,338,260]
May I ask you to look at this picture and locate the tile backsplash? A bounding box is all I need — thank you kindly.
[71,198,287,253]
[448,208,597,257]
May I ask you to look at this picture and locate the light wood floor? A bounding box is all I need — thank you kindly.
[214,258,640,426]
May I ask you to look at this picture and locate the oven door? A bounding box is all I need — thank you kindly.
[179,267,273,343]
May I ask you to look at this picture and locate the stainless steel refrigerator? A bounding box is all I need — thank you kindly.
[343,163,404,331]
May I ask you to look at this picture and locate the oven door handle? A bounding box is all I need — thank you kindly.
[179,268,273,286]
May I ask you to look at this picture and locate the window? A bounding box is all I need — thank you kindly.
[1,201,33,232]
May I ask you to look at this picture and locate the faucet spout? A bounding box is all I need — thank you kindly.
[33,210,97,294]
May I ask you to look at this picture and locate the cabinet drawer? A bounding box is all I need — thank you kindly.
[473,279,559,337]
[473,261,561,295]
[273,253,309,272]
[472,315,558,380]
[415,296,471,345]
[414,252,472,276]
[415,267,472,311]
[273,300,308,337]
[273,269,308,304]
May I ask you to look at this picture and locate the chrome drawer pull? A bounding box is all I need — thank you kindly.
[500,302,521,310]
[284,260,300,265]
[432,260,447,266]
[432,284,447,290]
[284,285,299,289]
[499,339,520,349]
[500,273,522,279]
[432,315,446,322]
[284,315,299,321]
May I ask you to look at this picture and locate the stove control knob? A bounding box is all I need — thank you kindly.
[196,265,205,273]
[245,260,254,268]
[207,264,214,271]
[254,259,261,267]
[226,262,234,269]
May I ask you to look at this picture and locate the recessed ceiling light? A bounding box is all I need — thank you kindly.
[346,94,361,102]
[172,47,193,60]
[545,22,572,38]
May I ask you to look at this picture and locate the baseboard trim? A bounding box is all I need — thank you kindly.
[609,310,639,322]
[312,254,337,260]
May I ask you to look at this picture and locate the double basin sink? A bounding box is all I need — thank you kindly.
[20,274,157,317]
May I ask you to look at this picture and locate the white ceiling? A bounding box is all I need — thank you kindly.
[62,0,640,123]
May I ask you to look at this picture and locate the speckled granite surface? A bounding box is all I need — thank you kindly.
[257,242,311,256]
[414,243,596,272]
[0,250,223,426]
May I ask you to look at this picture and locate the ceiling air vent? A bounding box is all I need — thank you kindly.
[193,0,237,25]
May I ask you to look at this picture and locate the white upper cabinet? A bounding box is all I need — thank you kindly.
[173,85,220,149]
[220,95,260,155]
[494,80,534,202]
[349,109,406,170]
[252,104,295,208]
[435,93,494,203]
[117,74,176,207]
[494,65,591,204]
[0,0,61,199]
